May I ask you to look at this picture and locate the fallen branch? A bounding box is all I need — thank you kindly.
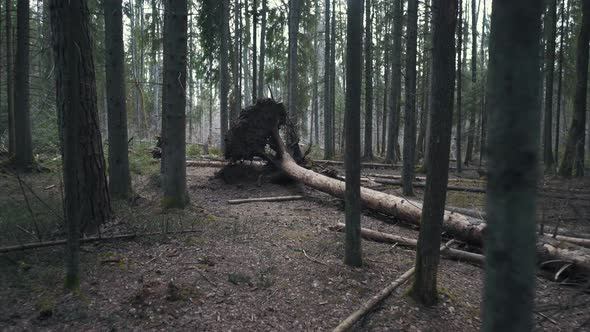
[0,230,201,254]
[227,195,304,205]
[332,240,454,332]
[329,223,484,265]
[186,160,228,168]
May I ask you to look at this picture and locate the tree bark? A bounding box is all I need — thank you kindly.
[231,0,241,123]
[14,0,33,167]
[323,0,333,159]
[464,0,478,166]
[49,0,112,289]
[456,0,463,173]
[363,0,373,160]
[103,0,132,199]
[257,0,267,99]
[408,0,457,306]
[402,0,418,196]
[344,0,363,267]
[220,0,230,152]
[287,0,301,138]
[251,0,257,101]
[161,0,189,208]
[386,0,403,163]
[559,0,589,178]
[543,0,557,171]
[5,0,15,156]
[482,1,543,330]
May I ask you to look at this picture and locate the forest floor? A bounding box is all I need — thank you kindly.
[1,152,590,331]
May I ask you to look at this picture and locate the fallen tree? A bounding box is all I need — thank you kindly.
[228,195,304,204]
[223,99,590,273]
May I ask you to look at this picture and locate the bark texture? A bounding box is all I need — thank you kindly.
[386,0,403,163]
[402,0,418,195]
[50,0,112,289]
[409,0,457,306]
[103,0,132,199]
[161,0,189,208]
[14,0,33,167]
[482,1,543,330]
[363,0,373,160]
[559,0,590,177]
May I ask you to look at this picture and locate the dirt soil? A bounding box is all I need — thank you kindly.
[1,162,589,331]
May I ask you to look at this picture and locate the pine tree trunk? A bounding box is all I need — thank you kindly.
[287,0,300,126]
[220,0,230,152]
[14,0,33,167]
[252,0,257,102]
[416,0,430,164]
[363,0,373,160]
[464,0,478,165]
[344,0,363,267]
[330,0,337,154]
[554,0,568,162]
[242,0,251,107]
[559,0,589,177]
[312,0,319,146]
[543,0,557,171]
[482,1,543,330]
[323,0,333,159]
[386,0,403,163]
[151,0,160,137]
[231,0,241,123]
[402,0,418,196]
[49,0,112,289]
[161,0,188,208]
[5,0,15,156]
[408,0,457,306]
[456,0,463,173]
[257,0,267,99]
[103,0,132,199]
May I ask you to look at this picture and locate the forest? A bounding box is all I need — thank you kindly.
[0,0,589,330]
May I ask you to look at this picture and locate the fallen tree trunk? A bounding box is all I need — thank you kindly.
[228,195,304,204]
[329,223,484,265]
[223,99,590,274]
[186,160,228,168]
[332,241,455,332]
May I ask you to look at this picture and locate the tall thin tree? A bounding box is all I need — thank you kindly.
[252,0,257,101]
[483,0,543,329]
[464,0,477,165]
[543,0,557,171]
[386,0,403,163]
[456,0,463,173]
[49,0,112,289]
[323,0,333,159]
[220,0,230,152]
[161,0,189,208]
[232,0,241,122]
[559,0,590,177]
[5,0,15,156]
[103,0,132,199]
[257,0,267,98]
[402,0,418,195]
[408,0,457,306]
[344,0,363,267]
[14,0,33,167]
[363,0,374,160]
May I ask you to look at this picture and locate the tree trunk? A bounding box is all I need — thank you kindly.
[161,0,189,208]
[251,0,257,102]
[554,0,568,160]
[456,0,463,173]
[464,0,478,166]
[408,0,457,306]
[544,0,557,171]
[257,0,267,99]
[151,0,160,137]
[559,0,589,177]
[402,0,418,196]
[14,0,33,167]
[323,0,333,159]
[344,0,363,267]
[363,0,373,160]
[330,0,337,154]
[220,0,230,152]
[5,0,15,156]
[231,0,241,123]
[482,1,543,330]
[103,0,132,199]
[49,0,112,289]
[312,0,319,146]
[242,0,251,107]
[386,0,403,163]
[287,0,301,137]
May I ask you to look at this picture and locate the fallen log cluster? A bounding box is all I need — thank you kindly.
[222,99,590,274]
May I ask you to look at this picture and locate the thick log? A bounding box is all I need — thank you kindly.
[332,241,454,332]
[329,223,484,265]
[273,139,590,271]
[227,195,304,204]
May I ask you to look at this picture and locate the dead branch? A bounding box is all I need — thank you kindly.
[0,230,201,254]
[227,195,304,204]
[332,240,455,332]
